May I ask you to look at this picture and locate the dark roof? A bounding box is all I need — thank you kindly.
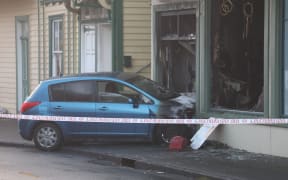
[78,72,139,80]
[48,72,140,81]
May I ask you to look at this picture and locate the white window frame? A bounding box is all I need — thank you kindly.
[50,16,64,77]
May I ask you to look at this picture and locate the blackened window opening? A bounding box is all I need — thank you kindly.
[157,9,196,95]
[211,0,264,112]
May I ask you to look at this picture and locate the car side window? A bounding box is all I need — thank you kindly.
[50,83,65,101]
[96,81,152,104]
[49,81,94,102]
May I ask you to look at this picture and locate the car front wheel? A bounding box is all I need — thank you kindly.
[33,123,63,151]
[153,125,190,144]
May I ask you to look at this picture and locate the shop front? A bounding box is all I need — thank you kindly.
[153,0,288,157]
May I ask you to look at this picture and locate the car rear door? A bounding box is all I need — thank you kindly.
[48,80,97,135]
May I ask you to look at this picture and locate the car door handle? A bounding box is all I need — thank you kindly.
[99,107,108,111]
[53,106,63,110]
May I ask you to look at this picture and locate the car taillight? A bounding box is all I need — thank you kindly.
[20,102,41,113]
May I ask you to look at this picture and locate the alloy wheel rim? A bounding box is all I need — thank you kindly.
[37,127,58,148]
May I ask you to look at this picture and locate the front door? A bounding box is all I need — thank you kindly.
[16,16,29,112]
[81,23,112,73]
[81,24,96,73]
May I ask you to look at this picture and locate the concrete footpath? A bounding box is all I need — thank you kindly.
[1,119,288,180]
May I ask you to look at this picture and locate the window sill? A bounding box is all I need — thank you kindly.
[194,109,288,128]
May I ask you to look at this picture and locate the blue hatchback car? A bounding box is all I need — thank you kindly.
[19,72,196,151]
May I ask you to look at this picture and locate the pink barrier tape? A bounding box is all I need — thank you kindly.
[0,113,288,124]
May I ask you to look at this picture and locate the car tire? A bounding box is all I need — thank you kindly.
[153,125,188,144]
[33,123,63,151]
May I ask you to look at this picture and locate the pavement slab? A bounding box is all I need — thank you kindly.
[63,142,288,180]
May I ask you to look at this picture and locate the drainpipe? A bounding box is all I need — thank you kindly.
[64,0,79,74]
[72,13,76,74]
[43,0,46,79]
[68,11,71,74]
[37,0,41,82]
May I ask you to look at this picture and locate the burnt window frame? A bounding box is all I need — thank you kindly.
[152,0,283,118]
[197,0,283,119]
[152,1,198,110]
[209,0,265,113]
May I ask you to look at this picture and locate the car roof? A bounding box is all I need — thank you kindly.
[46,72,140,82]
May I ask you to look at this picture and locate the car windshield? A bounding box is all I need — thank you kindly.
[127,75,180,100]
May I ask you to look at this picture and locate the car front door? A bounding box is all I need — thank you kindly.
[95,81,153,136]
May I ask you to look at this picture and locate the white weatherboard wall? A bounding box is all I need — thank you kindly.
[0,0,37,113]
[0,1,78,113]
[39,3,78,81]
[210,125,288,158]
[123,0,151,77]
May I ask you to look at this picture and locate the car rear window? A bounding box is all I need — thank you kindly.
[49,81,95,102]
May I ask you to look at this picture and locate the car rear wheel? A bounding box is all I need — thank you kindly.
[33,123,63,151]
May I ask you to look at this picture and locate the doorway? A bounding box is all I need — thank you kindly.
[81,24,96,73]
[16,16,29,112]
[81,23,112,73]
